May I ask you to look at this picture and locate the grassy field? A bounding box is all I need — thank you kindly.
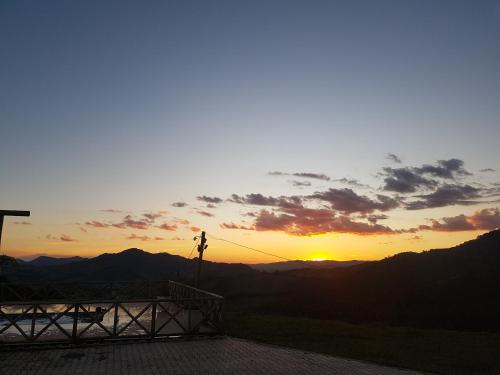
[224,313,500,375]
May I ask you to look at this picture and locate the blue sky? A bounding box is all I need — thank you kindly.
[1,1,499,261]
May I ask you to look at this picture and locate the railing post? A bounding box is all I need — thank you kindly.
[30,304,37,341]
[113,302,119,337]
[72,304,79,343]
[150,301,157,338]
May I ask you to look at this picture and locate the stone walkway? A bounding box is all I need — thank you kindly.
[0,337,426,374]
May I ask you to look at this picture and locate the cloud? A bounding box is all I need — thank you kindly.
[197,211,214,217]
[156,223,178,231]
[190,226,201,232]
[229,193,303,209]
[268,171,330,181]
[85,221,111,228]
[143,211,167,222]
[468,208,500,230]
[382,167,437,193]
[196,196,223,204]
[291,180,312,187]
[406,235,422,241]
[172,202,188,207]
[219,222,254,230]
[206,203,217,208]
[176,219,190,225]
[100,209,123,213]
[46,234,77,242]
[310,188,399,214]
[382,159,471,193]
[115,215,150,230]
[126,234,164,241]
[386,153,402,163]
[406,184,481,210]
[415,158,471,179]
[253,208,394,236]
[172,236,184,241]
[334,178,371,189]
[410,208,500,232]
[60,235,77,242]
[480,168,495,173]
[13,221,31,225]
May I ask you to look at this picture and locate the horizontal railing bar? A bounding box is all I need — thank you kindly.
[0,296,222,306]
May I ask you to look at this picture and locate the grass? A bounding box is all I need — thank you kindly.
[224,312,500,375]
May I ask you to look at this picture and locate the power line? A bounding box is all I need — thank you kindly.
[207,234,294,262]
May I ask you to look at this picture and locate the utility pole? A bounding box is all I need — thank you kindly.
[195,231,207,288]
[0,210,30,251]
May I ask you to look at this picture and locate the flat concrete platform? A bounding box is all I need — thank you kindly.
[0,337,425,374]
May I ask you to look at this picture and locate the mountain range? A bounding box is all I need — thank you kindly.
[3,229,500,331]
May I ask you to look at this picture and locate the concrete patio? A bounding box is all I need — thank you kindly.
[0,337,426,374]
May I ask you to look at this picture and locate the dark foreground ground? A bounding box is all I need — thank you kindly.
[0,337,424,375]
[225,313,500,375]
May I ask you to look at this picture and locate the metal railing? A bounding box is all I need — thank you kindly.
[0,281,223,347]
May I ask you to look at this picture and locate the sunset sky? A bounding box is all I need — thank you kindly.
[1,0,499,263]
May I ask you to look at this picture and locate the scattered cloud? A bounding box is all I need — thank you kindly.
[156,223,178,231]
[172,202,188,207]
[386,153,402,163]
[254,208,394,236]
[197,210,214,217]
[171,236,184,241]
[46,234,78,242]
[291,180,312,187]
[382,167,437,193]
[406,184,481,210]
[310,188,399,214]
[100,209,123,213]
[196,196,223,204]
[333,178,371,189]
[268,171,330,181]
[126,234,164,241]
[229,193,303,209]
[480,168,495,173]
[219,222,254,230]
[410,208,500,232]
[190,226,201,232]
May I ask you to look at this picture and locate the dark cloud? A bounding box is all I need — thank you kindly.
[253,208,394,236]
[206,203,217,208]
[172,202,188,207]
[268,171,330,181]
[415,159,471,179]
[293,172,330,181]
[229,193,303,209]
[196,196,223,204]
[291,180,312,187]
[382,159,471,193]
[420,215,475,232]
[480,168,495,173]
[220,222,254,230]
[406,184,481,210]
[310,188,399,214]
[365,214,389,224]
[382,167,437,193]
[334,178,371,189]
[386,153,402,163]
[197,210,214,217]
[143,211,166,222]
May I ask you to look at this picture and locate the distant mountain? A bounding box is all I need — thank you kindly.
[5,230,500,331]
[249,259,365,272]
[11,248,255,283]
[28,256,86,267]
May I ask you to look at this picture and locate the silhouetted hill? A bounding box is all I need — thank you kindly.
[28,255,86,267]
[11,248,255,283]
[5,230,500,331]
[249,259,365,272]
